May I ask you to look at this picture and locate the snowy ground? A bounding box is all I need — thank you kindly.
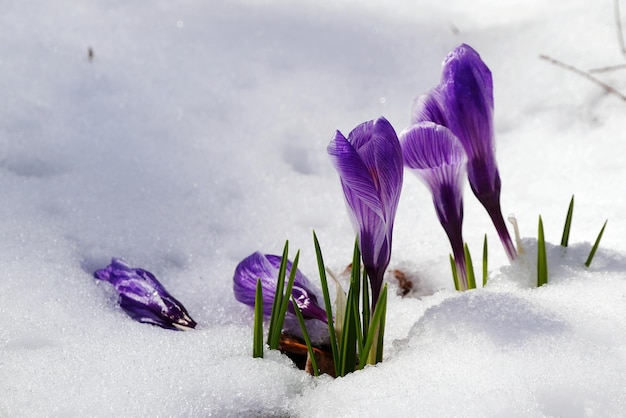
[2,0,626,416]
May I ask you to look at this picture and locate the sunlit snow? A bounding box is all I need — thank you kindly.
[2,0,626,416]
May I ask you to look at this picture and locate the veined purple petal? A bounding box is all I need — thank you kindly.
[328,117,403,305]
[233,252,327,323]
[410,88,448,127]
[440,44,499,199]
[93,258,197,331]
[328,130,386,221]
[400,122,470,289]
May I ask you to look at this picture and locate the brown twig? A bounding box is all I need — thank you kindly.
[539,54,626,101]
[589,63,626,73]
[615,0,626,59]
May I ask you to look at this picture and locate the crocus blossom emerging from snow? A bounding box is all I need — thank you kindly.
[400,122,470,289]
[327,116,403,306]
[233,252,327,323]
[413,44,517,261]
[93,258,197,331]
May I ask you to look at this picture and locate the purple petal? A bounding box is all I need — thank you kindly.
[410,88,448,127]
[93,258,197,331]
[399,123,466,224]
[232,252,327,323]
[440,43,497,201]
[328,129,385,220]
[327,117,403,304]
[353,117,404,227]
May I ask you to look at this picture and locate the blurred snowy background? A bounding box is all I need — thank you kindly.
[2,0,626,416]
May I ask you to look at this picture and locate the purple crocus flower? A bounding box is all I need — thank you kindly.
[327,116,403,307]
[94,258,197,331]
[413,44,517,261]
[233,252,327,323]
[400,121,470,290]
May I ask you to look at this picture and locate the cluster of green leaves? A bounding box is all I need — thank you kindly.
[536,195,608,286]
[253,241,303,358]
[449,195,608,291]
[449,235,488,290]
[253,233,388,377]
[315,233,388,375]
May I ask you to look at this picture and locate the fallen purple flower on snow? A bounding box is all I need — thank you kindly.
[94,258,197,331]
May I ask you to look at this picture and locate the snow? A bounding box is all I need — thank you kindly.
[2,0,626,416]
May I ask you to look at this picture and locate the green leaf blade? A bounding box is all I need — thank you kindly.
[449,254,460,291]
[537,216,548,287]
[267,241,290,348]
[560,195,575,247]
[360,284,387,367]
[313,231,339,377]
[270,250,300,348]
[338,285,358,376]
[464,243,476,290]
[290,295,319,377]
[253,278,264,358]
[585,220,607,267]
[482,234,488,287]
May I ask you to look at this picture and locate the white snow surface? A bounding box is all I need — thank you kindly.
[2,0,626,416]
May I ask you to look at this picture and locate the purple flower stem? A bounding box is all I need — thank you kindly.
[479,192,517,262]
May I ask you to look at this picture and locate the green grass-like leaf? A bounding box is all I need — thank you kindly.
[449,254,460,291]
[290,295,319,377]
[338,282,358,376]
[270,250,300,348]
[350,243,364,358]
[267,241,289,348]
[253,278,264,358]
[374,285,387,364]
[361,268,370,347]
[537,216,548,287]
[313,231,389,376]
[585,220,607,267]
[464,243,476,290]
[560,195,575,247]
[482,234,488,287]
[312,231,339,377]
[360,284,387,367]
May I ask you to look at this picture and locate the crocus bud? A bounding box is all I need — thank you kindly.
[94,258,197,331]
[413,44,517,261]
[327,116,404,307]
[233,252,327,323]
[400,122,470,289]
